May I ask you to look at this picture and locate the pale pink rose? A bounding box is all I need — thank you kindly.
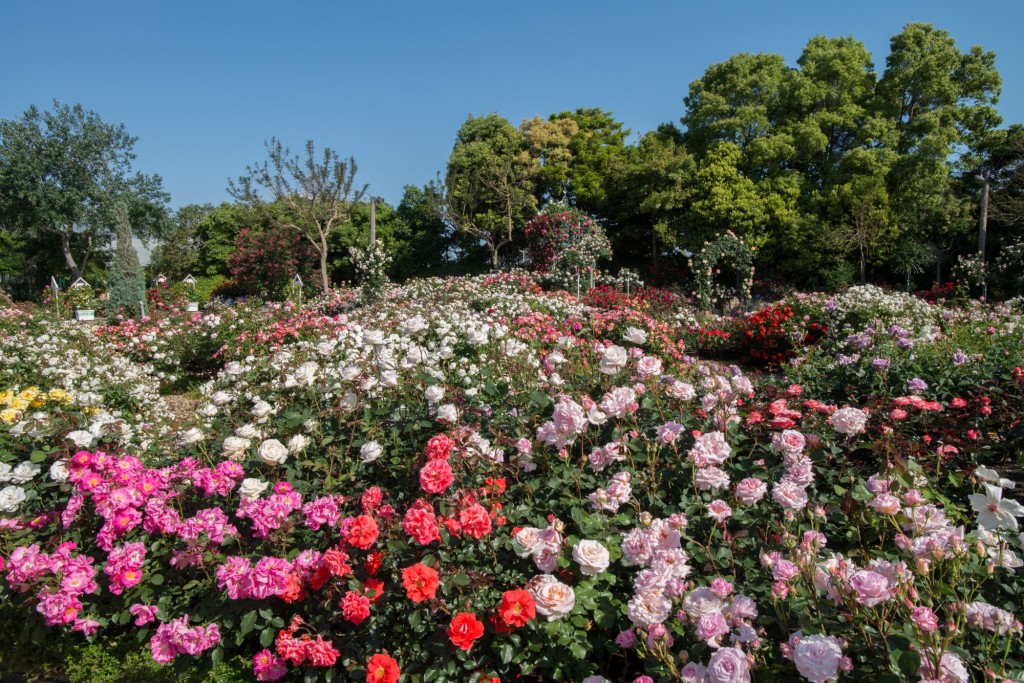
[707,499,733,523]
[527,574,575,621]
[847,570,891,607]
[772,560,800,582]
[696,466,731,491]
[773,481,809,510]
[695,611,730,644]
[911,606,939,633]
[772,430,806,457]
[734,478,767,505]
[917,651,969,683]
[706,646,751,683]
[791,632,843,683]
[870,493,901,515]
[829,407,867,436]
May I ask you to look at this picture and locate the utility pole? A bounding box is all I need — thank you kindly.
[369,196,377,247]
[977,170,991,261]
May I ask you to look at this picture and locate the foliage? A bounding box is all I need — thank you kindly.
[690,231,755,311]
[348,241,392,303]
[63,283,96,312]
[440,114,539,270]
[227,226,319,300]
[524,205,612,276]
[106,207,147,318]
[0,100,169,281]
[228,139,366,292]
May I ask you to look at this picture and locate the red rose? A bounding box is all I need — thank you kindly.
[403,502,441,545]
[347,515,379,549]
[366,653,400,683]
[458,504,492,540]
[340,590,371,624]
[498,588,535,628]
[401,563,440,603]
[419,459,455,494]
[363,578,385,603]
[447,612,484,651]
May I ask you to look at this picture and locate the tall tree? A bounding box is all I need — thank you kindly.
[0,101,169,280]
[228,139,366,292]
[148,203,214,279]
[106,203,146,316]
[878,23,1002,245]
[440,114,538,270]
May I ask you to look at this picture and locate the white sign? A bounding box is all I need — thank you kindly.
[50,276,60,291]
[70,277,90,288]
[182,274,197,285]
[292,274,303,287]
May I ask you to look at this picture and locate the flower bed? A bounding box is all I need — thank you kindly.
[1,275,1022,682]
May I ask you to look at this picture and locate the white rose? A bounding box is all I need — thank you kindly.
[363,329,386,346]
[49,460,70,482]
[257,439,289,466]
[466,328,488,346]
[360,440,383,463]
[527,574,575,621]
[65,430,95,448]
[293,361,319,386]
[599,345,628,374]
[9,462,41,484]
[316,341,336,356]
[583,678,611,683]
[572,540,610,576]
[0,485,27,513]
[199,403,219,418]
[210,391,232,406]
[424,385,445,404]
[339,392,359,412]
[402,315,427,335]
[238,478,269,501]
[623,327,648,344]
[287,434,310,455]
[359,376,378,392]
[235,424,260,439]
[222,436,251,458]
[436,403,458,424]
[341,365,362,381]
[0,463,11,482]
[251,400,273,419]
[177,427,205,447]
[380,370,399,388]
[224,361,244,376]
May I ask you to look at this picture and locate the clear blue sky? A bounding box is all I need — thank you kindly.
[3,0,1023,212]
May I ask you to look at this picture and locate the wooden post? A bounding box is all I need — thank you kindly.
[369,197,376,247]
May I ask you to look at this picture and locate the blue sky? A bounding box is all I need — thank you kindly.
[3,0,1023,212]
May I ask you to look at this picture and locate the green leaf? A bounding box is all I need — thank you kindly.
[210,646,223,667]
[30,450,48,463]
[260,626,275,648]
[500,642,515,664]
[452,573,471,586]
[240,610,257,636]
[149,573,164,586]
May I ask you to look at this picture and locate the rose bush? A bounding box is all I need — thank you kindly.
[0,273,1022,682]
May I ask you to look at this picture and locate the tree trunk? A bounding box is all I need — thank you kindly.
[491,244,500,271]
[59,230,82,280]
[319,249,330,293]
[859,244,866,284]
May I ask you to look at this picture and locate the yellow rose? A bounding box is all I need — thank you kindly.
[0,408,21,424]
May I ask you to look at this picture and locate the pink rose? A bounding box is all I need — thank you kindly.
[847,570,891,607]
[735,477,767,505]
[706,646,751,683]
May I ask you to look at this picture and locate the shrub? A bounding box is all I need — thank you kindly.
[227,226,318,299]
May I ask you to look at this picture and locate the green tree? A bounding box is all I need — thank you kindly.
[148,203,214,279]
[549,108,630,217]
[228,139,366,292]
[441,114,538,270]
[0,101,169,281]
[192,203,253,278]
[879,23,1002,246]
[106,203,146,316]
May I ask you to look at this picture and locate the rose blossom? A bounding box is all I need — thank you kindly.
[911,606,939,633]
[257,439,288,466]
[572,540,610,576]
[527,574,575,621]
[829,407,867,436]
[707,499,732,523]
[847,570,891,607]
[791,632,843,683]
[706,646,751,683]
[735,478,767,505]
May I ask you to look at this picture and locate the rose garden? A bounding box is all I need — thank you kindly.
[3,22,1024,682]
